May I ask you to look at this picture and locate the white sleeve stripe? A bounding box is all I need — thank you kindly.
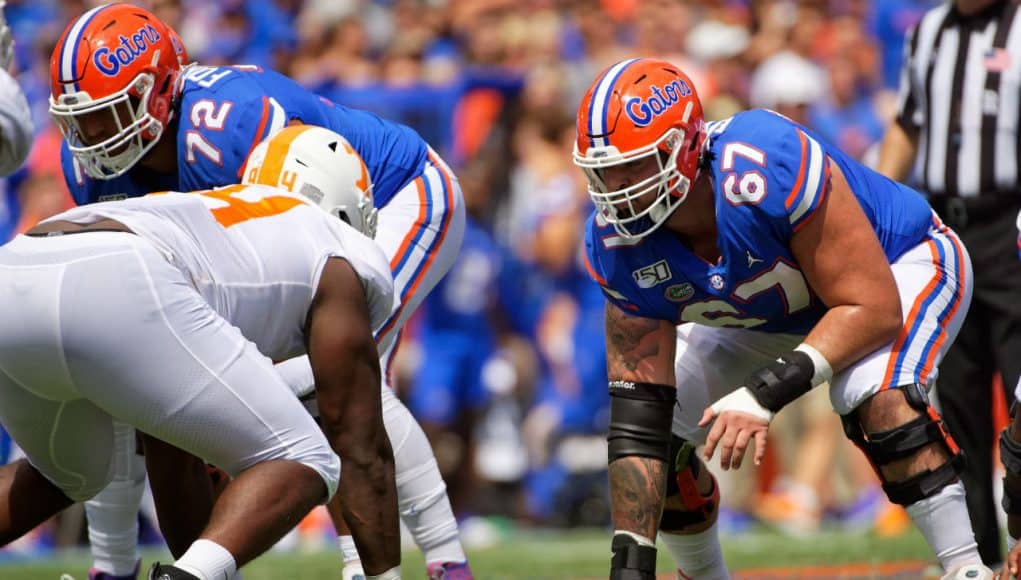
[267,97,286,136]
[790,134,825,225]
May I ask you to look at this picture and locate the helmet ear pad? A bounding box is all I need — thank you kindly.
[145,69,176,134]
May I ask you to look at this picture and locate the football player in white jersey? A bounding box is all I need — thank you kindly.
[0,0,32,177]
[244,128,469,580]
[49,6,468,577]
[0,130,403,580]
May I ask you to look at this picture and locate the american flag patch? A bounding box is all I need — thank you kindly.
[984,48,1011,72]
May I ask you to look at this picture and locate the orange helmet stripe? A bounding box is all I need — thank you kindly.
[254,125,314,187]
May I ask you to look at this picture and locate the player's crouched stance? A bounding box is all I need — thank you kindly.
[575,59,992,580]
[0,133,401,578]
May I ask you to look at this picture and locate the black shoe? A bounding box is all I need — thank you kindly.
[146,563,200,580]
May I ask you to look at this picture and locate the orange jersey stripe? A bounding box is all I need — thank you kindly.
[398,153,455,304]
[879,239,942,389]
[791,160,830,233]
[389,177,429,271]
[784,130,809,210]
[582,251,608,286]
[376,158,454,341]
[237,97,271,179]
[916,232,967,381]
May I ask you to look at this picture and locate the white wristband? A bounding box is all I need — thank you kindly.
[366,567,401,580]
[794,343,833,387]
[1009,534,1019,552]
[710,386,774,423]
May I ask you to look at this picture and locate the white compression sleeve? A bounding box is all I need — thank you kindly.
[85,422,145,576]
[275,355,316,398]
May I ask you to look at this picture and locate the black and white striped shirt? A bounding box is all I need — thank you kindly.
[897,0,1021,197]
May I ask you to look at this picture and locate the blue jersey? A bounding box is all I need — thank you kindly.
[584,109,935,334]
[62,65,428,207]
[419,217,504,337]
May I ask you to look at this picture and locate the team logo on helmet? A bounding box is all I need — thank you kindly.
[91,23,162,76]
[625,79,692,127]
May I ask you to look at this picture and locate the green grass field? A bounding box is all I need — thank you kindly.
[0,526,936,579]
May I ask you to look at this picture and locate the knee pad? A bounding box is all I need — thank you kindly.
[841,383,964,506]
[659,436,719,533]
[608,381,675,463]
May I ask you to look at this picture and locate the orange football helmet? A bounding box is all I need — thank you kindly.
[166,23,189,68]
[573,58,706,239]
[49,3,185,179]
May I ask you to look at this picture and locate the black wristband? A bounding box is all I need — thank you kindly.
[744,350,815,413]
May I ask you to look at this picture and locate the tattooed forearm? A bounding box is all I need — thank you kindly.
[605,301,675,381]
[608,456,667,539]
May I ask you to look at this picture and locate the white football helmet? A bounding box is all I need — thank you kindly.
[242,125,378,238]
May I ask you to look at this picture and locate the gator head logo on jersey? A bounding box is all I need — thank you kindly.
[573,58,706,241]
[49,3,185,180]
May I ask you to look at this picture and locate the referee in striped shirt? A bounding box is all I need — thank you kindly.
[878,0,1021,566]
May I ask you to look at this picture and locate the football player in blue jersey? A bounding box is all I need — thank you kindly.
[49,4,469,579]
[575,58,990,579]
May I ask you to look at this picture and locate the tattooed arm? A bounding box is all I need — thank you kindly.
[604,301,678,540]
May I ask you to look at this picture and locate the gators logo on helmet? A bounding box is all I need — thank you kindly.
[574,58,706,240]
[49,3,185,179]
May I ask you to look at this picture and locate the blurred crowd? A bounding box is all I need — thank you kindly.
[0,0,945,551]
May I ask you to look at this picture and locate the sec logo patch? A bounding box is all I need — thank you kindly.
[709,274,725,291]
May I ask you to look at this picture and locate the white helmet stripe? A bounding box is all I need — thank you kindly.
[60,4,110,94]
[587,58,639,148]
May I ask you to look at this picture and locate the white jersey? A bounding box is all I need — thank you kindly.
[44,184,395,361]
[0,67,31,177]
